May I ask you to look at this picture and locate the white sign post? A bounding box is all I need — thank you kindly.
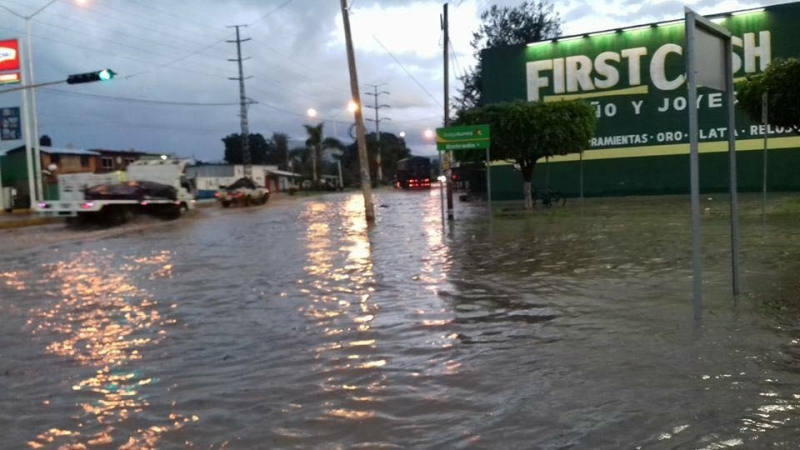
[685,7,741,319]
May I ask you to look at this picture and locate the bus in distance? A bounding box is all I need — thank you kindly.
[395,156,432,190]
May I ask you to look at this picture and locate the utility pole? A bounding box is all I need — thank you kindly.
[442,3,454,220]
[340,0,375,222]
[364,83,390,183]
[227,25,253,179]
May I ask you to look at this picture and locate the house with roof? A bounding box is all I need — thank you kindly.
[185,163,303,199]
[92,148,154,172]
[1,145,102,208]
[0,136,167,208]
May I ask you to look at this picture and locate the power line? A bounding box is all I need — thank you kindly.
[477,0,495,13]
[449,39,464,80]
[65,1,231,49]
[39,88,239,106]
[3,2,340,99]
[33,10,229,65]
[248,0,295,26]
[123,0,225,31]
[0,24,227,82]
[249,100,308,119]
[4,19,231,78]
[371,35,442,108]
[124,38,230,79]
[33,2,295,83]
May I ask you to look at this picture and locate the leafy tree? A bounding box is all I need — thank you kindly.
[272,132,290,170]
[376,133,411,185]
[455,1,562,112]
[456,100,596,209]
[342,132,410,187]
[736,58,800,133]
[222,133,274,165]
[303,123,346,186]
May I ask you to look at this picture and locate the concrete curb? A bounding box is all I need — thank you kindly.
[0,216,61,230]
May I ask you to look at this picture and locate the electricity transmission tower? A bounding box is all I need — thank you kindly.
[227,24,255,179]
[364,83,390,183]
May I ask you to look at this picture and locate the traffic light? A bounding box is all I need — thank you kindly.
[66,69,116,84]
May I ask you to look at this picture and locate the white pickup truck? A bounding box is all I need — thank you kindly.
[35,158,196,224]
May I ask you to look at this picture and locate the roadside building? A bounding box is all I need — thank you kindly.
[1,146,101,207]
[0,141,165,208]
[480,2,800,200]
[186,164,302,199]
[266,169,303,192]
[93,149,153,172]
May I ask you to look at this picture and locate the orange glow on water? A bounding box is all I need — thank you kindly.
[24,250,198,448]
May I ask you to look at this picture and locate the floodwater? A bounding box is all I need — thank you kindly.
[1,189,800,449]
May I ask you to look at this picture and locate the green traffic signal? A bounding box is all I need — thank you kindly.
[66,69,116,84]
[98,69,114,81]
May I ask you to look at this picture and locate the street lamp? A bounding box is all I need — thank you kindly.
[306,108,318,183]
[423,128,445,222]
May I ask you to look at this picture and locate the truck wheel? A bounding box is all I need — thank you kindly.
[109,206,134,225]
[167,203,188,220]
[65,216,85,227]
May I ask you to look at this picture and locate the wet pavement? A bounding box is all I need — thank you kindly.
[1,189,800,449]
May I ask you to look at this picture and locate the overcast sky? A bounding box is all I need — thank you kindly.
[0,0,790,161]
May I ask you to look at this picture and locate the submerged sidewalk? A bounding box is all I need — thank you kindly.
[0,210,60,230]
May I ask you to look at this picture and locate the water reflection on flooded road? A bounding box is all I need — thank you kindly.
[1,190,799,448]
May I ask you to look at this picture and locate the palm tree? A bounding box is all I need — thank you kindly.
[304,124,322,183]
[304,123,345,186]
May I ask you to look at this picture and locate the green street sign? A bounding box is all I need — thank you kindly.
[436,124,490,151]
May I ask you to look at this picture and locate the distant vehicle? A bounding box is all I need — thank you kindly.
[35,158,196,224]
[395,156,432,190]
[215,177,270,207]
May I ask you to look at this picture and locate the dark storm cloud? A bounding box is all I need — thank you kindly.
[4,0,786,161]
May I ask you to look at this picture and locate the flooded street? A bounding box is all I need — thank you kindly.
[2,189,800,449]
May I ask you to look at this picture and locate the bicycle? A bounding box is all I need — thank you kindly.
[533,188,566,207]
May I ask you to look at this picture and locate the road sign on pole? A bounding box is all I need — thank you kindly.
[685,7,740,320]
[436,124,493,217]
[436,124,490,151]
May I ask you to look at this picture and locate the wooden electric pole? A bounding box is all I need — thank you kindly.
[443,3,454,220]
[340,0,375,222]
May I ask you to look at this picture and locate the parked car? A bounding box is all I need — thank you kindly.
[214,177,270,207]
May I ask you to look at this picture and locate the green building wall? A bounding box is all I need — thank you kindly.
[489,148,800,201]
[480,2,800,200]
[0,152,32,206]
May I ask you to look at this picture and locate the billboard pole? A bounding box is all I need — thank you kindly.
[18,39,36,209]
[685,9,704,319]
[725,37,741,295]
[686,7,740,315]
[486,146,492,215]
[761,91,769,221]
